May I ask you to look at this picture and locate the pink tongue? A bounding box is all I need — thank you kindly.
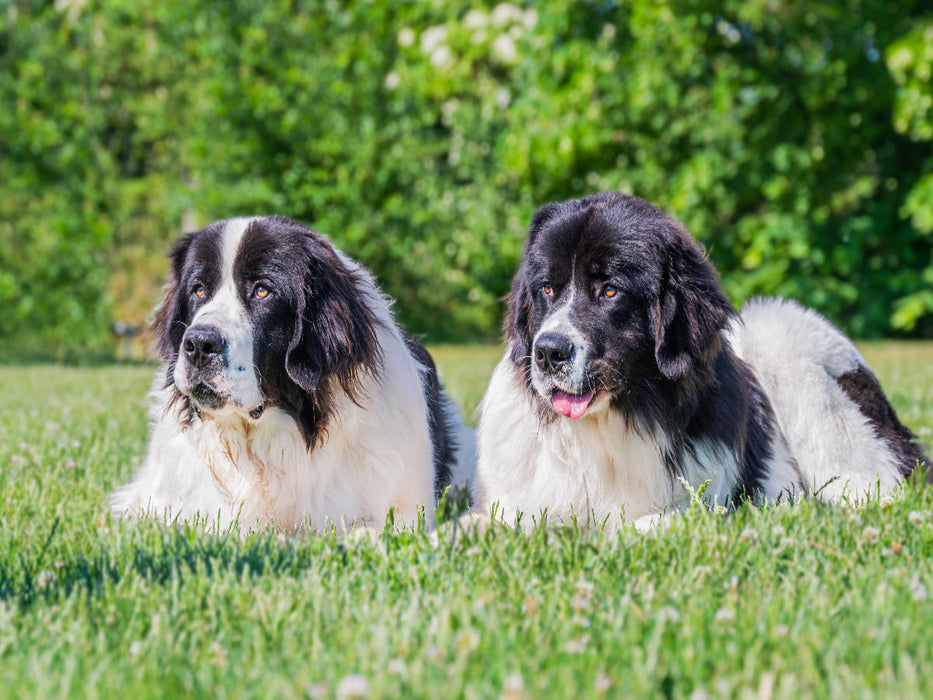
[551,391,595,419]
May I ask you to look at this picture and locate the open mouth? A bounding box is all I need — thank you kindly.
[551,390,596,419]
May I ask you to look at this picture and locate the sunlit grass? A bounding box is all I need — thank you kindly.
[0,343,931,697]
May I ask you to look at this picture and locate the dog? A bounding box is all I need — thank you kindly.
[112,215,473,532]
[473,192,929,529]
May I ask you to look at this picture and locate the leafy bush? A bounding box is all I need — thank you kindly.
[1,1,932,359]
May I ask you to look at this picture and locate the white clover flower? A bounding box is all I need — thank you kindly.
[908,511,924,526]
[771,524,786,538]
[847,512,862,525]
[775,624,790,637]
[384,72,401,90]
[36,570,55,588]
[862,526,880,543]
[387,658,406,676]
[575,578,595,595]
[564,634,589,653]
[420,25,448,54]
[658,606,681,623]
[909,575,928,602]
[738,528,758,544]
[880,496,894,510]
[336,674,370,700]
[602,23,617,41]
[492,34,518,64]
[430,45,454,69]
[502,672,524,699]
[495,87,512,110]
[714,607,735,623]
[11,455,25,467]
[463,9,487,30]
[594,672,611,691]
[397,27,415,48]
[128,640,143,657]
[306,683,328,699]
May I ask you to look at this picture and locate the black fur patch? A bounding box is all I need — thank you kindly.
[236,216,384,448]
[403,335,458,500]
[836,365,931,480]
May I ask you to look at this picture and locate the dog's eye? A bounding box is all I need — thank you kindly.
[601,284,618,299]
[542,283,553,297]
[193,284,205,299]
[254,284,271,300]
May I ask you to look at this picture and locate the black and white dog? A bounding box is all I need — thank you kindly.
[112,216,473,532]
[474,192,929,529]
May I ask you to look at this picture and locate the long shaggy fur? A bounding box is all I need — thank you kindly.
[474,192,928,529]
[112,216,473,533]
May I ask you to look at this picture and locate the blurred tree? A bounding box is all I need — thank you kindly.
[1,0,931,360]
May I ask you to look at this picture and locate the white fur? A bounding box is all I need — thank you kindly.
[474,352,754,529]
[173,218,263,411]
[112,222,466,533]
[728,297,903,501]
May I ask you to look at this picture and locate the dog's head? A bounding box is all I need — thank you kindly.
[153,216,381,444]
[507,192,734,420]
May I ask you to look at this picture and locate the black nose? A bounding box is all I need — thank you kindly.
[534,332,575,373]
[182,326,227,370]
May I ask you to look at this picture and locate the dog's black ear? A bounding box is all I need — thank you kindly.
[285,234,382,398]
[526,201,563,248]
[152,232,197,361]
[651,225,734,380]
[505,264,534,367]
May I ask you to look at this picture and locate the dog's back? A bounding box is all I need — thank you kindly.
[728,297,930,501]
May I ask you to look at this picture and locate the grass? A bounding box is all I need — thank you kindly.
[0,344,932,698]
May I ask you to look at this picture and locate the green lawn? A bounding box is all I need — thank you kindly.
[1,344,932,698]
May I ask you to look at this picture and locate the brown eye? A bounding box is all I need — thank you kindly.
[602,284,618,299]
[194,284,205,298]
[542,283,553,296]
[254,284,270,299]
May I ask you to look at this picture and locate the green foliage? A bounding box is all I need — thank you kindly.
[1,347,932,695]
[887,20,933,331]
[2,1,933,357]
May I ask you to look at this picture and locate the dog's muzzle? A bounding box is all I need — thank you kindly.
[176,325,264,417]
[531,331,596,418]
